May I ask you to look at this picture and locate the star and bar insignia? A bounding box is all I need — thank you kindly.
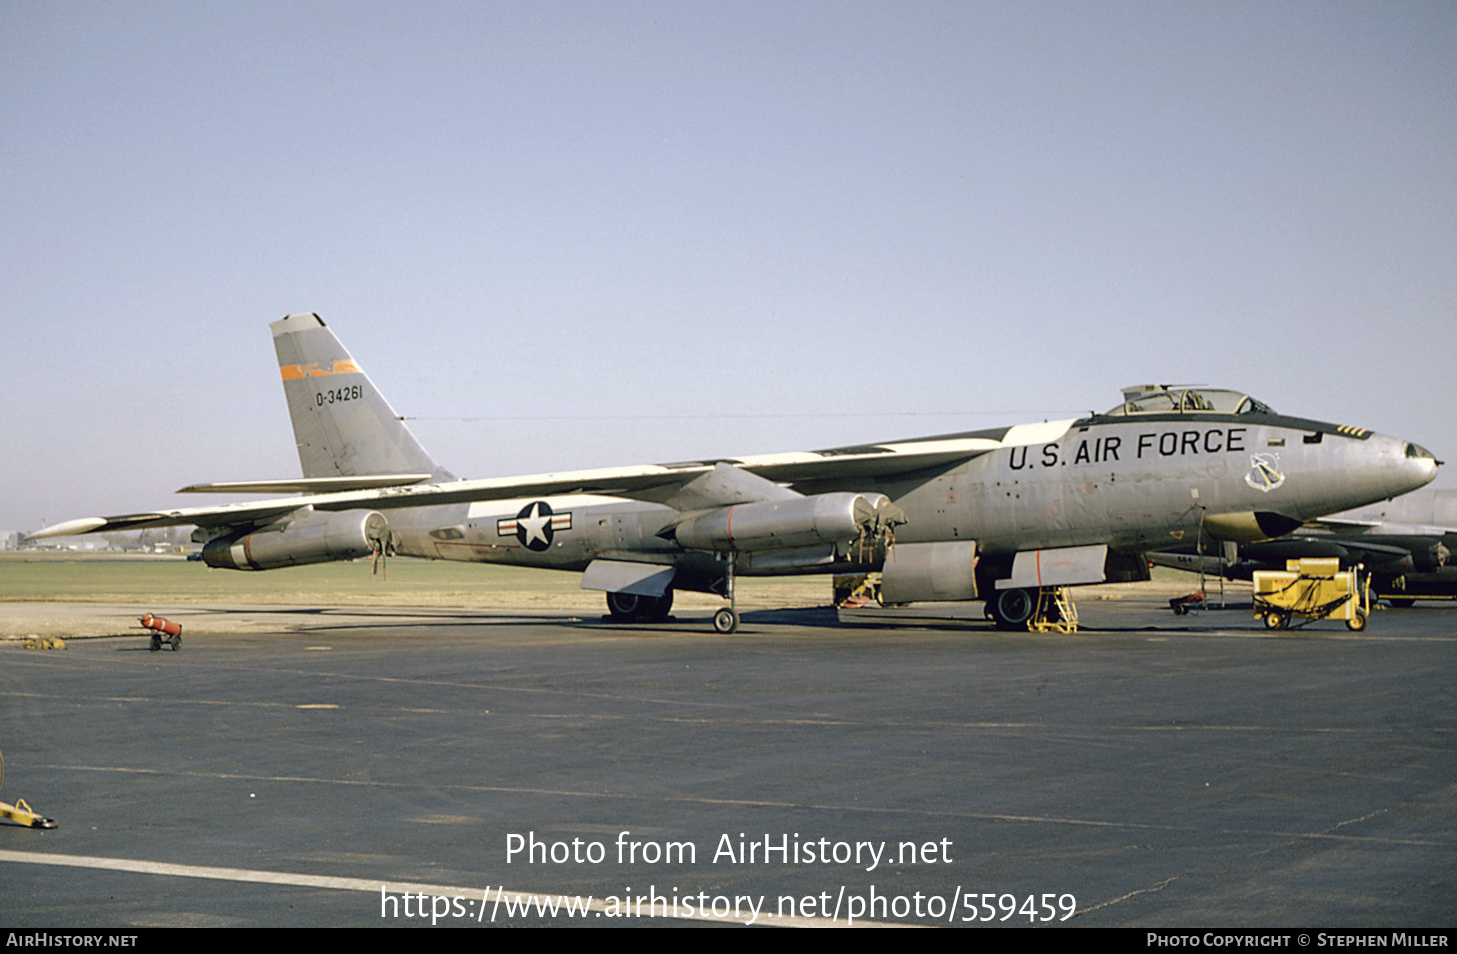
[497,501,572,551]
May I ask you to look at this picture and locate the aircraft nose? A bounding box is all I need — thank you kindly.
[1405,441,1441,467]
[1327,432,1441,515]
[1390,438,1440,496]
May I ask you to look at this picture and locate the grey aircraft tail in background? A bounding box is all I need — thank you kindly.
[30,314,1441,631]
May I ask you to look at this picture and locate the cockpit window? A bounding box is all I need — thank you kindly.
[1117,391,1181,415]
[1104,387,1275,416]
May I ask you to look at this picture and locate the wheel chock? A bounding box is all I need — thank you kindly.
[0,752,58,828]
[0,797,58,829]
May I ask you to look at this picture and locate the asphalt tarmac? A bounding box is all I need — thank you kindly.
[2,592,1453,928]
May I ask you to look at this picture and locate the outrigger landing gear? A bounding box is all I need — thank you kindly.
[713,555,740,634]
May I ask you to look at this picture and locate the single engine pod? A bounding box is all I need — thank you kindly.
[203,510,390,570]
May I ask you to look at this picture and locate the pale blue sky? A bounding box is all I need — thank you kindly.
[4,1,1455,533]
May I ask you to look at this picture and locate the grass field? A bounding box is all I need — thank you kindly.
[0,552,826,610]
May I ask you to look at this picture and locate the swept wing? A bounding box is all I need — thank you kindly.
[29,433,1021,540]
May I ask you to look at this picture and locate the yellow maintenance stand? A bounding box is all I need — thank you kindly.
[1028,586,1079,633]
[1253,558,1369,632]
[0,749,58,829]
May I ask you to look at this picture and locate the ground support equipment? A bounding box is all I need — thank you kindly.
[1028,586,1078,633]
[1253,558,1369,631]
[140,613,182,651]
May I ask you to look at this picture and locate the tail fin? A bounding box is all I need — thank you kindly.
[270,313,453,480]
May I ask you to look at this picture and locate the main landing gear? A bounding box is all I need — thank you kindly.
[987,586,1077,633]
[988,588,1037,629]
[605,589,674,623]
[605,558,742,634]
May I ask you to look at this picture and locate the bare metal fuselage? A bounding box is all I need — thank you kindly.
[390,412,1432,596]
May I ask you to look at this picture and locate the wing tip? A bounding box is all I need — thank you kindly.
[26,517,109,540]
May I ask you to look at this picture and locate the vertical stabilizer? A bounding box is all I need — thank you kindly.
[270,314,452,480]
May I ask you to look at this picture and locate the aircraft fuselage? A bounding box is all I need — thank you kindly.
[390,409,1436,597]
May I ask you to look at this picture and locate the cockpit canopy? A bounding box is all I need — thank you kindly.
[1104,385,1275,417]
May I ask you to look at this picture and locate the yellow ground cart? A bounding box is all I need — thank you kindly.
[1252,558,1369,631]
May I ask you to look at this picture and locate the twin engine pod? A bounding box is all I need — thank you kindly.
[202,510,390,571]
[664,492,893,553]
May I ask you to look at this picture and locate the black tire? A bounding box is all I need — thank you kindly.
[989,587,1036,630]
[1346,612,1367,632]
[605,590,674,622]
[713,608,739,634]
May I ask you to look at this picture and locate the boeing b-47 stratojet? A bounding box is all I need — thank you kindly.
[31,314,1440,631]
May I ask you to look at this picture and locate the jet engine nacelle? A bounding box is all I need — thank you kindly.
[667,493,889,553]
[202,510,390,571]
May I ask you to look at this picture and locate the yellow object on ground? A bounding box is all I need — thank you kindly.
[0,750,58,829]
[1253,558,1369,631]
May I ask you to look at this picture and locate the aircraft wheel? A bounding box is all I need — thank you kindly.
[1389,598,1415,608]
[645,589,674,621]
[606,591,642,621]
[1346,612,1367,632]
[606,590,673,622]
[990,588,1036,630]
[712,608,739,634]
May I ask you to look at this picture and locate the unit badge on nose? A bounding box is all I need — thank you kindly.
[1245,453,1285,493]
[497,501,572,551]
